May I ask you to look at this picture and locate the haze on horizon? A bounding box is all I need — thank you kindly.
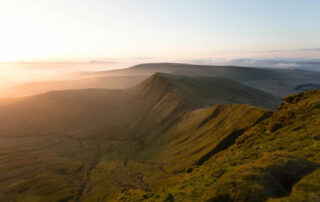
[0,0,320,91]
[0,0,320,63]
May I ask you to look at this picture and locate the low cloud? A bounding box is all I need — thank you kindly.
[89,60,116,64]
[276,63,298,67]
[183,58,320,72]
[297,48,320,51]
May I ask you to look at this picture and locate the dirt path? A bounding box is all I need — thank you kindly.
[75,141,103,202]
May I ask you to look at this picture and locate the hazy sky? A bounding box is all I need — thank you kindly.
[1,0,320,62]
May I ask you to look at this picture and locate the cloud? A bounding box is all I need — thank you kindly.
[254,48,320,54]
[276,63,298,67]
[180,57,320,72]
[89,60,116,64]
[296,48,320,51]
[129,57,156,60]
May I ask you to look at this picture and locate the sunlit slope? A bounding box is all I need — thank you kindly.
[142,104,271,175]
[82,104,270,201]
[0,89,125,137]
[0,75,148,98]
[0,73,279,201]
[119,90,320,202]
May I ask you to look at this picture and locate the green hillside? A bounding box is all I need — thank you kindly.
[118,90,320,202]
[0,73,278,201]
[0,73,318,201]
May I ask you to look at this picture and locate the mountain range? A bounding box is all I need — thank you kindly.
[2,63,320,98]
[0,63,319,201]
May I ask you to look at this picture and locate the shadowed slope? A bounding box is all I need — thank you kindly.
[144,73,280,109]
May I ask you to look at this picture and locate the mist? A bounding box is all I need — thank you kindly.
[1,58,319,98]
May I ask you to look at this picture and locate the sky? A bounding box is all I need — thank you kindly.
[0,0,320,62]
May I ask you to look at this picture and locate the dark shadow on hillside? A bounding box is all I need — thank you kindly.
[196,128,246,166]
[270,160,319,197]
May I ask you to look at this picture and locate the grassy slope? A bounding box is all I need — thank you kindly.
[118,90,320,202]
[82,104,269,201]
[0,73,278,201]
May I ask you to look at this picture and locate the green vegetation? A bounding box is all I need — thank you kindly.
[0,72,319,201]
[118,90,320,201]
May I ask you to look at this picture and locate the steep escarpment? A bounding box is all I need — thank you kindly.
[118,90,320,202]
[0,73,279,138]
[81,103,270,201]
[0,73,284,201]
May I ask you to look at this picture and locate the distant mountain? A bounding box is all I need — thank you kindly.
[3,63,319,98]
[294,83,320,91]
[82,63,320,96]
[80,63,208,76]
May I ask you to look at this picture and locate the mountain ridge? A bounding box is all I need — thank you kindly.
[118,89,320,202]
[2,63,320,98]
[0,72,318,201]
[61,63,320,97]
